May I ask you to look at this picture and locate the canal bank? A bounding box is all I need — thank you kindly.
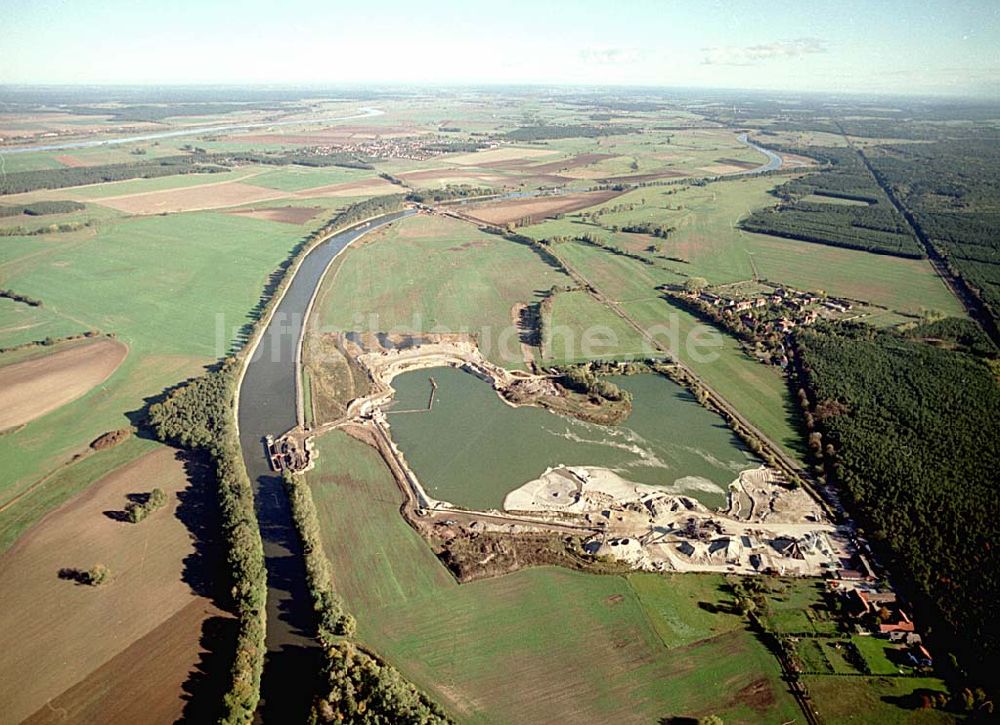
[236,208,413,720]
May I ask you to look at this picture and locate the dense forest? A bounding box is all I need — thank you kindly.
[739,144,923,257]
[867,140,1000,323]
[792,322,1000,687]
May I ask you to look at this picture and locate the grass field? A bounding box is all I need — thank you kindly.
[544,289,648,362]
[520,174,964,317]
[306,430,802,723]
[312,214,571,367]
[758,578,841,635]
[0,210,307,528]
[803,676,952,724]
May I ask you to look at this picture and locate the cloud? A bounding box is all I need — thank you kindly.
[701,38,828,66]
[579,47,645,66]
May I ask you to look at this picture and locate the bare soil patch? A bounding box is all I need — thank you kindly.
[0,448,225,724]
[445,146,559,166]
[598,169,689,184]
[23,599,235,725]
[714,157,760,170]
[463,190,623,225]
[732,676,776,713]
[225,205,322,224]
[0,337,127,431]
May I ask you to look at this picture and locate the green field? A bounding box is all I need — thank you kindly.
[543,289,648,361]
[306,430,801,723]
[521,174,964,317]
[758,578,842,635]
[313,214,571,367]
[0,210,306,525]
[803,676,952,724]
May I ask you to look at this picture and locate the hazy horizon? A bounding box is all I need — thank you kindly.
[2,0,998,98]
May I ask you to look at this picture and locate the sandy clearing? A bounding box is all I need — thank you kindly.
[0,337,128,431]
[445,146,560,166]
[463,190,623,225]
[0,447,218,724]
[224,205,322,224]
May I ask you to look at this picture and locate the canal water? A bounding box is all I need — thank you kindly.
[237,209,412,721]
[387,367,758,511]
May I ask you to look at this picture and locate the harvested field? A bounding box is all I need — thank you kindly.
[294,176,403,198]
[0,337,128,431]
[517,152,616,174]
[94,181,285,214]
[464,190,622,225]
[445,146,559,166]
[599,169,689,184]
[0,447,229,724]
[224,205,321,224]
[699,162,755,175]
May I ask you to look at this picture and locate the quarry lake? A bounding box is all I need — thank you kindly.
[386,367,759,511]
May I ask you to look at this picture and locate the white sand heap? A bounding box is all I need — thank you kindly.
[503,465,711,514]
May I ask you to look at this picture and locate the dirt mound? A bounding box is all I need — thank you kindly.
[0,337,128,431]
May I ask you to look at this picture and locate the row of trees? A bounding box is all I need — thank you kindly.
[0,289,42,307]
[147,361,266,723]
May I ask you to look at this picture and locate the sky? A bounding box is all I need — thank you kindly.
[2,0,998,97]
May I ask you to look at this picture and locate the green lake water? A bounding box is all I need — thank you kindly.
[386,367,758,510]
